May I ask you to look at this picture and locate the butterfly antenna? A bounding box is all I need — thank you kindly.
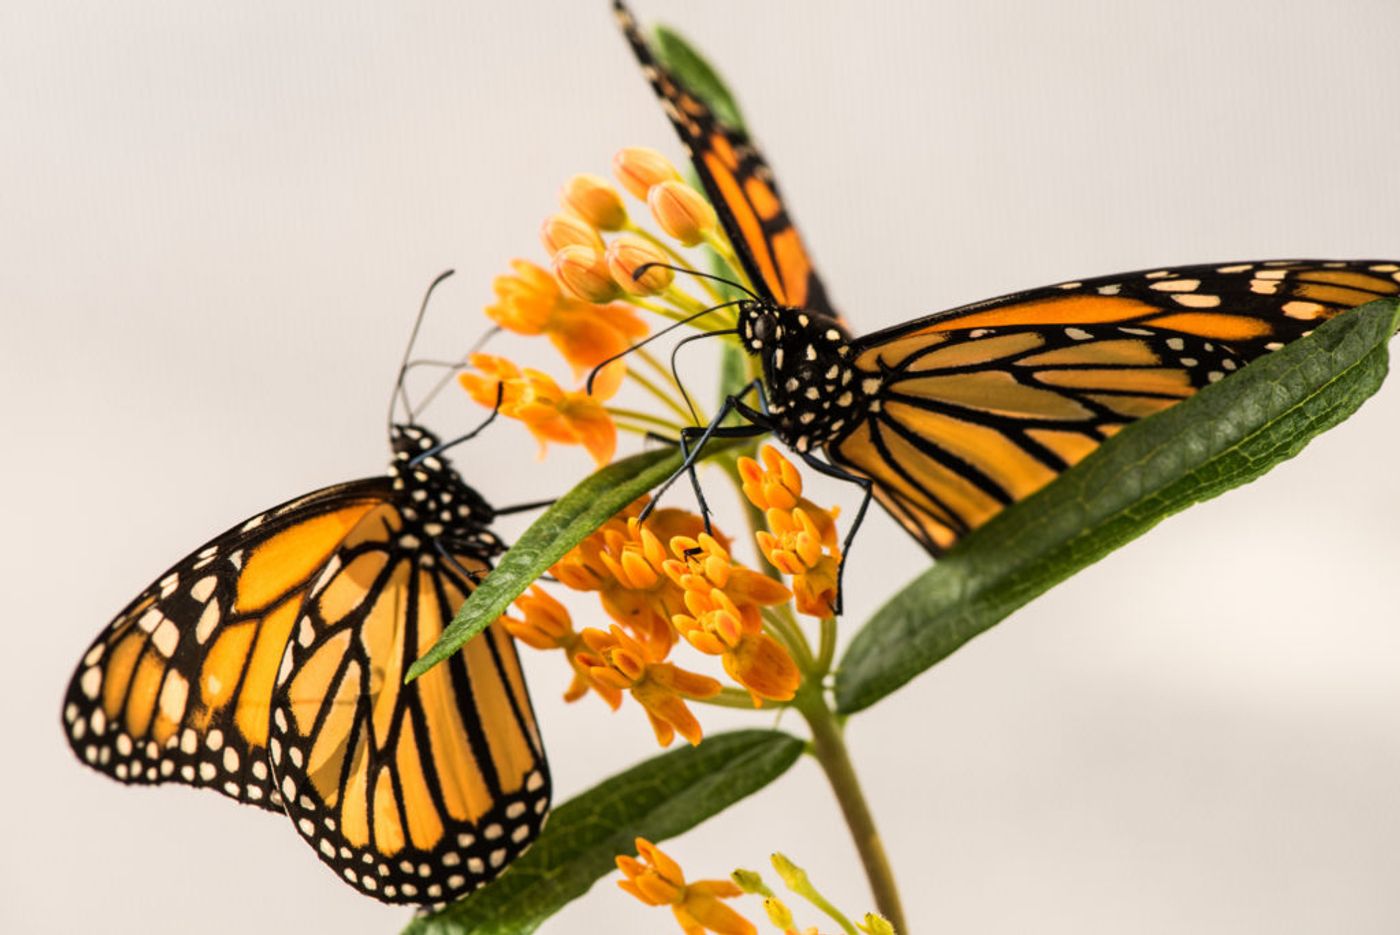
[390,269,455,431]
[585,299,745,395]
[415,325,502,415]
[410,381,504,466]
[632,262,761,301]
[670,327,738,425]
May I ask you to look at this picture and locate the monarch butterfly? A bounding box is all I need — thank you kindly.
[613,0,1400,557]
[60,276,550,906]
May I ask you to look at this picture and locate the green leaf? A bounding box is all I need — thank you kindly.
[836,298,1400,714]
[404,729,805,935]
[407,438,750,682]
[653,24,746,131]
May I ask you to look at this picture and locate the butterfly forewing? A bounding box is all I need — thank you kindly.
[63,423,551,906]
[828,260,1400,553]
[613,0,838,319]
[62,479,391,810]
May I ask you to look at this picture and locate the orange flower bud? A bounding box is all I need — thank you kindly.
[606,234,674,295]
[648,180,717,247]
[540,211,604,255]
[560,173,627,231]
[553,244,623,304]
[612,146,683,199]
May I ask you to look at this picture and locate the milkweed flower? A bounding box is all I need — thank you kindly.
[560,172,628,231]
[616,838,756,935]
[740,446,843,618]
[671,582,801,705]
[662,533,791,608]
[758,510,841,619]
[551,500,714,655]
[540,211,605,255]
[460,353,621,465]
[606,234,675,295]
[499,586,592,703]
[485,258,646,376]
[553,243,625,304]
[576,625,721,746]
[612,146,683,199]
[648,179,719,246]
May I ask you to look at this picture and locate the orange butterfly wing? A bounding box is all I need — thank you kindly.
[62,479,391,810]
[829,260,1400,553]
[614,0,838,319]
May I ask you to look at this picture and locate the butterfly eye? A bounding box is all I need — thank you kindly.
[751,311,774,344]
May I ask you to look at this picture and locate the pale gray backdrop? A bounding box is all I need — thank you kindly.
[4,2,1399,932]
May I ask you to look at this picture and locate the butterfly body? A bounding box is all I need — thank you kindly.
[63,422,550,905]
[739,299,865,453]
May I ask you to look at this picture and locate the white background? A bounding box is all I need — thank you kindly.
[4,1,1400,932]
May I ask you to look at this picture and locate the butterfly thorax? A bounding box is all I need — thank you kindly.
[738,300,867,453]
[388,424,503,560]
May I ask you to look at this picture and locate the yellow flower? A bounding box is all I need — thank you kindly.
[740,446,843,618]
[554,243,624,304]
[606,234,675,295]
[617,838,757,935]
[662,533,791,610]
[485,258,647,376]
[539,211,605,255]
[738,445,804,512]
[757,509,841,619]
[612,146,683,199]
[551,500,713,655]
[560,172,628,230]
[499,586,592,703]
[576,625,722,746]
[648,179,719,247]
[460,353,620,465]
[671,583,801,705]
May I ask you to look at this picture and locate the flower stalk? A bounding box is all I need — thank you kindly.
[793,686,906,933]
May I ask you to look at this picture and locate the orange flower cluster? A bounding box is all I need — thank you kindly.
[739,446,844,618]
[485,258,647,377]
[461,146,736,464]
[663,534,798,707]
[459,353,620,465]
[505,496,800,747]
[617,840,897,935]
[617,838,755,935]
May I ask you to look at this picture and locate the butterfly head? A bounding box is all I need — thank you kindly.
[388,423,502,555]
[737,301,861,452]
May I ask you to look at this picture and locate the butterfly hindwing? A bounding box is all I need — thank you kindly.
[825,260,1400,553]
[63,423,551,906]
[269,502,549,904]
[62,479,392,810]
[613,0,838,319]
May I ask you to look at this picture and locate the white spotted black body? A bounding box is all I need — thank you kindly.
[387,423,504,564]
[739,299,866,454]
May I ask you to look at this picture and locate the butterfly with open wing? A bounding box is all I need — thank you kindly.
[61,274,550,906]
[613,0,1400,564]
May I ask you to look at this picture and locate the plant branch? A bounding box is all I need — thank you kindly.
[795,690,907,932]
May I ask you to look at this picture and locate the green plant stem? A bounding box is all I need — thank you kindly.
[693,686,773,710]
[760,606,814,672]
[795,690,907,933]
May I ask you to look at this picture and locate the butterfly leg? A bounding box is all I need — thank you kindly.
[796,453,875,616]
[639,380,770,530]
